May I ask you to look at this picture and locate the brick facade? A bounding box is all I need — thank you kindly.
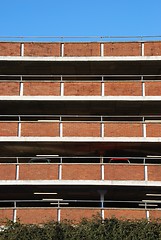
[104,42,141,56]
[0,41,161,57]
[61,208,100,222]
[63,122,101,137]
[144,42,161,56]
[146,123,161,137]
[21,122,59,137]
[148,165,161,181]
[0,122,18,136]
[64,43,100,56]
[64,82,101,96]
[0,164,16,180]
[62,164,101,180]
[104,165,144,180]
[23,82,60,96]
[0,82,20,95]
[19,164,59,180]
[0,209,14,222]
[0,40,161,223]
[104,82,142,96]
[145,82,161,96]
[0,42,21,56]
[104,209,146,219]
[104,123,143,137]
[17,208,57,224]
[24,43,61,56]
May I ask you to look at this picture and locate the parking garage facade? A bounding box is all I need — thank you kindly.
[0,39,161,223]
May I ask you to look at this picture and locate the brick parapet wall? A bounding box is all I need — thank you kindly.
[21,122,59,137]
[16,208,57,224]
[0,163,160,181]
[1,81,161,96]
[19,164,59,180]
[104,209,146,219]
[0,209,14,223]
[62,164,101,180]
[1,121,161,138]
[104,165,144,180]
[2,208,161,223]
[0,41,161,56]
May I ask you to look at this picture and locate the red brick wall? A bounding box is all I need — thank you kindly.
[0,122,18,136]
[104,164,144,180]
[24,43,61,56]
[144,42,161,56]
[0,82,20,95]
[61,208,100,222]
[146,123,161,137]
[0,42,21,56]
[145,82,161,96]
[0,164,16,180]
[62,164,101,180]
[104,209,146,219]
[64,82,101,96]
[104,42,141,56]
[0,209,14,222]
[1,41,161,57]
[104,82,142,96]
[64,43,100,56]
[23,82,60,96]
[21,122,59,137]
[17,208,57,224]
[63,122,100,137]
[148,165,161,181]
[104,122,142,137]
[149,210,161,219]
[19,164,58,180]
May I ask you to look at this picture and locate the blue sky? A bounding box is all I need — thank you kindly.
[0,0,160,40]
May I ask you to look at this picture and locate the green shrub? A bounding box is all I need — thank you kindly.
[1,217,161,240]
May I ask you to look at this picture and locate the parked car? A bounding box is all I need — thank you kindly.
[29,158,51,163]
[109,157,130,163]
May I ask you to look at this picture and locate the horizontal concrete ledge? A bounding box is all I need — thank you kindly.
[0,56,161,62]
[0,180,161,187]
[0,137,161,143]
[1,96,161,101]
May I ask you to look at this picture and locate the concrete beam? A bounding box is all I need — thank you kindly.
[1,96,161,101]
[0,180,161,187]
[0,56,161,62]
[0,136,161,143]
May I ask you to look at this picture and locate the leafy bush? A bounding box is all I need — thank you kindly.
[1,217,161,240]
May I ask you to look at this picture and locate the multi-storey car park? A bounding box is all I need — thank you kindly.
[1,36,161,223]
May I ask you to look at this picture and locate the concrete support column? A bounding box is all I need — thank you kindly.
[20,76,23,96]
[59,116,63,137]
[16,157,19,180]
[60,75,64,96]
[16,164,19,180]
[141,75,145,97]
[57,207,61,222]
[13,201,17,223]
[144,165,148,181]
[100,43,104,56]
[142,117,146,138]
[98,190,106,220]
[20,43,24,56]
[146,205,150,221]
[58,157,62,180]
[18,116,21,137]
[61,43,64,57]
[101,76,104,96]
[100,156,104,180]
[101,116,104,138]
[141,42,144,56]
